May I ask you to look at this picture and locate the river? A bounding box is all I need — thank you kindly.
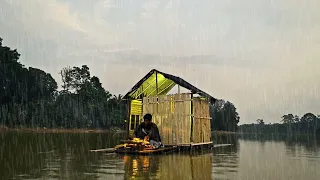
[1,132,320,180]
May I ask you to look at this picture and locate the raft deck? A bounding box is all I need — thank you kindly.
[115,146,177,155]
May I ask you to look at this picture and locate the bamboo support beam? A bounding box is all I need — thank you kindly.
[156,71,158,96]
[134,77,157,99]
[146,78,169,97]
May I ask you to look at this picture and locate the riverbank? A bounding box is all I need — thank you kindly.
[1,126,237,135]
[0,126,125,134]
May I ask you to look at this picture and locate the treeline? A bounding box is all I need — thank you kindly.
[1,37,240,131]
[210,100,240,132]
[239,113,320,135]
[0,37,127,129]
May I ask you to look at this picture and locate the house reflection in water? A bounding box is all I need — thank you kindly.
[122,155,160,179]
[121,152,213,180]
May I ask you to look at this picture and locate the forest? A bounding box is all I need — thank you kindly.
[239,113,320,135]
[0,37,240,131]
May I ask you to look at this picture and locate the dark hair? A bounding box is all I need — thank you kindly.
[144,113,152,121]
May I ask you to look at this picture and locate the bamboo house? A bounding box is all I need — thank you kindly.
[122,69,217,147]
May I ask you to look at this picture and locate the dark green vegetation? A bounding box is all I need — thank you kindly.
[0,37,126,129]
[239,113,320,135]
[210,100,240,132]
[0,37,240,130]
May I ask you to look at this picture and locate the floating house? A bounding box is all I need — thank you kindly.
[122,69,217,148]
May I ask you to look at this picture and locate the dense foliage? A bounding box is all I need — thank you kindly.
[210,100,240,132]
[0,37,127,129]
[239,113,320,135]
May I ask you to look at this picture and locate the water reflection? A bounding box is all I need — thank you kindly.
[238,133,320,155]
[2,132,320,180]
[122,152,213,180]
[0,132,124,180]
[122,155,160,179]
[237,134,320,180]
[212,140,239,180]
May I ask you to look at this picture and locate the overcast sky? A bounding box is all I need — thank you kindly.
[1,0,320,124]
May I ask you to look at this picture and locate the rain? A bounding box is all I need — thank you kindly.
[1,0,320,179]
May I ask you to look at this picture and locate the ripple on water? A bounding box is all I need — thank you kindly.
[212,152,239,179]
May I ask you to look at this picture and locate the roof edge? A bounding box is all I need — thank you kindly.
[122,69,216,103]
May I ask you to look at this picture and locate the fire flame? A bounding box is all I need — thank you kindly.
[132,138,150,145]
[114,138,150,150]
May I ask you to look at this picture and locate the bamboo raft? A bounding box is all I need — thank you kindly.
[89,138,232,155]
[90,138,178,155]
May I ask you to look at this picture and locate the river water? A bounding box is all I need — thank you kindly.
[1,132,320,180]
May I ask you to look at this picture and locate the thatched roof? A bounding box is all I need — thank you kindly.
[123,69,216,103]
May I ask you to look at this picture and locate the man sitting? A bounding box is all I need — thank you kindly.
[134,113,163,149]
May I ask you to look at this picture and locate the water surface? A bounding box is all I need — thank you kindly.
[1,132,320,179]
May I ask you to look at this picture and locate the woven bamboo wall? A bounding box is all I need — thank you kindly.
[143,93,192,145]
[192,97,211,143]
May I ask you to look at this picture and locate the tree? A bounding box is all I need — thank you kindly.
[56,65,127,129]
[281,114,297,135]
[281,114,295,124]
[301,113,316,123]
[0,37,23,104]
[301,113,318,135]
[0,37,58,127]
[59,65,91,93]
[211,100,240,132]
[256,119,264,125]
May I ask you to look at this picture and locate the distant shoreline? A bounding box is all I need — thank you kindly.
[0,126,125,134]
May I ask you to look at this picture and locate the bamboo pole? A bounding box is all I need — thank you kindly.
[156,71,158,96]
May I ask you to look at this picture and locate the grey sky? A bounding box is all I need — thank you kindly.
[1,0,320,124]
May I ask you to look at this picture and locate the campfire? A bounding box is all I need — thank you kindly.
[115,138,155,151]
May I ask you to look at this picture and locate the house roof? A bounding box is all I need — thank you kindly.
[122,69,217,103]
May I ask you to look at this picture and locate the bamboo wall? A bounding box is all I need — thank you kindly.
[142,93,211,145]
[192,97,211,143]
[143,93,192,145]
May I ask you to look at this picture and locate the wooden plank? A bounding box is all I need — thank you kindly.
[200,100,204,142]
[173,93,179,144]
[204,98,211,142]
[89,148,115,153]
[180,93,186,144]
[168,94,172,147]
[191,141,213,146]
[172,94,178,144]
[192,97,210,143]
[158,95,169,144]
[115,146,177,155]
[192,98,198,143]
[191,97,211,143]
[168,94,173,145]
[171,93,192,145]
[185,93,192,144]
